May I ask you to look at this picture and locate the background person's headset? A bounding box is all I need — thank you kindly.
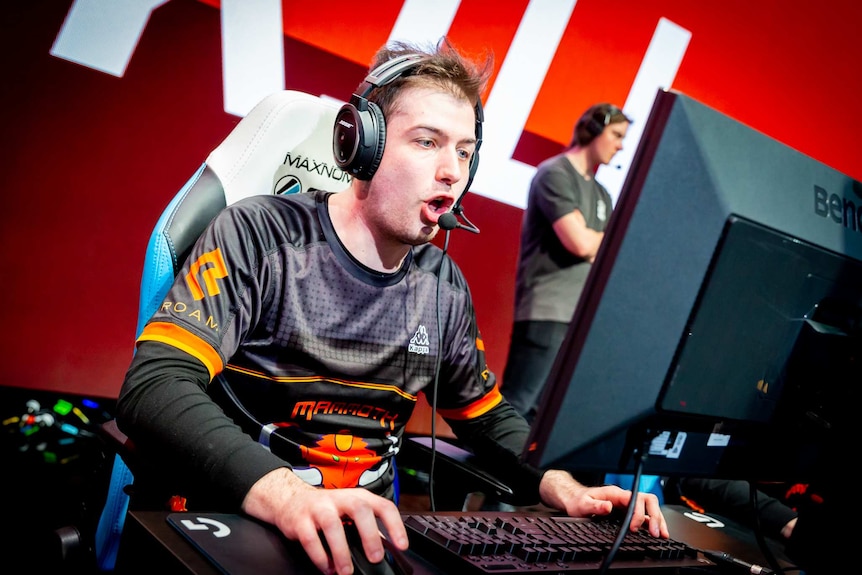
[584,104,624,137]
[332,53,484,202]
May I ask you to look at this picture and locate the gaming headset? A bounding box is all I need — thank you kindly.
[584,104,623,137]
[332,53,484,194]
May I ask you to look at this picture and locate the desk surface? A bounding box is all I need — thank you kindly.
[117,505,791,574]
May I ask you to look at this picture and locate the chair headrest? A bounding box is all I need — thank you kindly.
[206,90,347,206]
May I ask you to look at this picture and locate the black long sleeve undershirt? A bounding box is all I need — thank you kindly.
[445,401,546,505]
[117,341,288,509]
[669,477,798,540]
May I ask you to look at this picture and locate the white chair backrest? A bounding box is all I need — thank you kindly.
[207,90,346,205]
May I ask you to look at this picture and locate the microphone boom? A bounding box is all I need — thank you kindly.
[438,208,480,234]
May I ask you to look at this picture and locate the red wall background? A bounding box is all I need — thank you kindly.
[2,0,860,405]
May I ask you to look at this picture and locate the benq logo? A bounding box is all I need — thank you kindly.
[814,184,862,232]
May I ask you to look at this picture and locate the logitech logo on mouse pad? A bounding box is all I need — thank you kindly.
[178,516,232,538]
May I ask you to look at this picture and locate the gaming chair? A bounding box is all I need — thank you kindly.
[93,90,343,571]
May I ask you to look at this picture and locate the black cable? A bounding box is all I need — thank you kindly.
[748,481,786,574]
[696,547,803,574]
[597,437,648,575]
[699,549,776,574]
[427,229,453,512]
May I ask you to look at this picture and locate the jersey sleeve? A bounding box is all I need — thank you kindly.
[137,198,274,379]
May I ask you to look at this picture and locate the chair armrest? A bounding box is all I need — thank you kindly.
[399,434,514,509]
[100,419,136,460]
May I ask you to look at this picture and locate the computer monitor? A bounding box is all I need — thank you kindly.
[523,89,860,484]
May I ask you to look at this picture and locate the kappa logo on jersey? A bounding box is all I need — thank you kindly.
[185,247,229,300]
[408,325,430,355]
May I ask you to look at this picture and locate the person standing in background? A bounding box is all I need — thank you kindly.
[501,103,632,423]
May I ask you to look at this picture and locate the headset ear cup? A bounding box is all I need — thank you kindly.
[360,101,386,180]
[332,100,386,180]
[333,103,362,172]
[586,117,604,137]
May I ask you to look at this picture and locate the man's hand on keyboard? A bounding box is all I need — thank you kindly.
[538,470,670,539]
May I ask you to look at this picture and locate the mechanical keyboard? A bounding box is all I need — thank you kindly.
[402,511,715,573]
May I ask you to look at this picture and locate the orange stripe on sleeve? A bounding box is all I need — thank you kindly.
[436,384,503,421]
[137,321,224,379]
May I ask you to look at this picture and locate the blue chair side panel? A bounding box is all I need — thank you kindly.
[94,164,207,571]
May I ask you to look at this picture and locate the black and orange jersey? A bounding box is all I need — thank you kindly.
[128,189,507,499]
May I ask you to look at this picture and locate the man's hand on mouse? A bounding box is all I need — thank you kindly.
[241,468,409,575]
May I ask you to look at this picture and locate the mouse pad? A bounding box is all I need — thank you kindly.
[167,512,318,575]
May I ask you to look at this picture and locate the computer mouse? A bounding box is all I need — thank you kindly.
[343,520,413,575]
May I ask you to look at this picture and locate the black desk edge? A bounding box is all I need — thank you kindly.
[118,505,794,574]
